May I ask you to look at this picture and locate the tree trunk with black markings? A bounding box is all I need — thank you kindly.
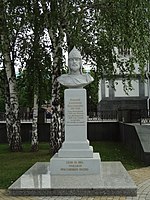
[31,93,39,151]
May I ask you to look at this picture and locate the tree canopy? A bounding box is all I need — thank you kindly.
[0,0,150,152]
[1,0,150,99]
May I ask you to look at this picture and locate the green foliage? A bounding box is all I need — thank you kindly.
[16,72,33,108]
[92,141,145,170]
[65,0,150,90]
[17,61,52,109]
[86,69,99,113]
[14,0,53,108]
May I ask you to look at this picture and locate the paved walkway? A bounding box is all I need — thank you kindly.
[0,166,150,200]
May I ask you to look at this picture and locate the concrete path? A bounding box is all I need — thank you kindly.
[0,166,150,200]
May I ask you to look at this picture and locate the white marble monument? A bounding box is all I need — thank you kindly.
[8,47,137,197]
[50,47,101,175]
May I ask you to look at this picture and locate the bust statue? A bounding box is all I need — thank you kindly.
[57,47,94,88]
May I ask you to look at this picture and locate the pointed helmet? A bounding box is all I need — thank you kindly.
[68,46,82,59]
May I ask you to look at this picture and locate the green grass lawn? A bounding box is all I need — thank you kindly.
[0,141,145,189]
[92,141,144,170]
[0,143,50,189]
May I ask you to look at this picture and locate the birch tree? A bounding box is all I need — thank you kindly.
[40,0,67,154]
[0,0,23,151]
[24,0,52,151]
[28,0,41,152]
[0,69,5,112]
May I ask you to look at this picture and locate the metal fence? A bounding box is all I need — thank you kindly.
[88,111,118,121]
[89,109,150,124]
[0,111,33,122]
[0,109,150,124]
[19,111,33,122]
[139,109,150,125]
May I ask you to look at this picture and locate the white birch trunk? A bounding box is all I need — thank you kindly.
[40,0,65,154]
[31,93,39,151]
[50,83,62,154]
[1,34,22,151]
[50,46,64,155]
[4,81,12,145]
[0,1,22,151]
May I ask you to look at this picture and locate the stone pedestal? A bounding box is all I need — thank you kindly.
[50,89,101,175]
[8,162,137,197]
[50,153,101,175]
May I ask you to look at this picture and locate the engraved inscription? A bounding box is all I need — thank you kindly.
[66,98,85,126]
[60,161,89,171]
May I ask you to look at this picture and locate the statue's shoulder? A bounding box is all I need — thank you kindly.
[57,74,72,86]
[57,74,68,80]
[84,73,94,82]
[59,74,68,78]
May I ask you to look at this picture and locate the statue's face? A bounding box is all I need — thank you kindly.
[69,58,81,74]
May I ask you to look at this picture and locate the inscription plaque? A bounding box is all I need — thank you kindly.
[66,97,86,126]
[60,161,89,172]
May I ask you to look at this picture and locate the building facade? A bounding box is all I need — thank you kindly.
[97,61,150,122]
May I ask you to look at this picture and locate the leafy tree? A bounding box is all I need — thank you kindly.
[0,0,25,151]
[40,0,67,154]
[18,0,52,151]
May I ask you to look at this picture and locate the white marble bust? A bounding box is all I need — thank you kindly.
[57,47,94,88]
